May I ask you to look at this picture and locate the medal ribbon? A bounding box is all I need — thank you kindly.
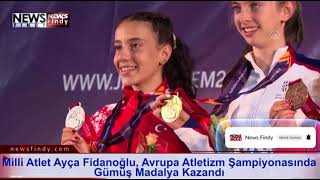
[302,96,320,120]
[97,93,158,152]
[68,102,97,141]
[205,48,293,115]
[287,79,320,120]
[96,84,166,153]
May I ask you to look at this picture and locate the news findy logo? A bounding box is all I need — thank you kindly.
[230,134,242,141]
[12,13,70,28]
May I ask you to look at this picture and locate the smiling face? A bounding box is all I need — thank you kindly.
[231,1,288,49]
[113,20,166,92]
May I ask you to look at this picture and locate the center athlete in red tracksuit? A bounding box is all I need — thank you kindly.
[61,12,214,153]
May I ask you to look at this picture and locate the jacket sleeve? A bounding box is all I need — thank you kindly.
[79,103,117,152]
[174,115,215,152]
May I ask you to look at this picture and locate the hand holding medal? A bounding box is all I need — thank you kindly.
[269,79,314,126]
[160,92,183,123]
[61,102,90,153]
[285,79,308,111]
[269,99,297,127]
[149,89,189,129]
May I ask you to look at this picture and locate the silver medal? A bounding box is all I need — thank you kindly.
[65,103,85,130]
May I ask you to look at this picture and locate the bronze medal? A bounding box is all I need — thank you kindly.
[285,80,309,111]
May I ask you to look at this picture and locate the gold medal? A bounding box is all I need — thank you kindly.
[161,93,182,123]
[285,80,308,111]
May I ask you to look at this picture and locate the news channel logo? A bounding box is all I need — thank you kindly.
[229,134,242,141]
[12,13,69,28]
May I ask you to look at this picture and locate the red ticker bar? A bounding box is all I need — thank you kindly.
[0,145,78,153]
